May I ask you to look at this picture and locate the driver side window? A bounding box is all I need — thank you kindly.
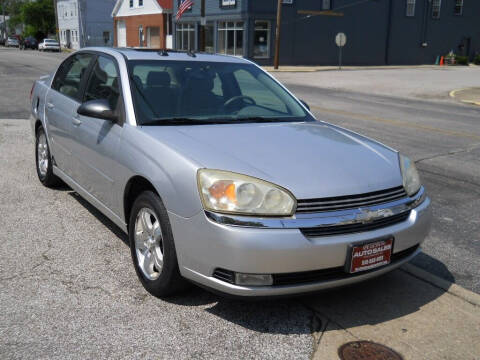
[52,53,94,101]
[84,55,120,111]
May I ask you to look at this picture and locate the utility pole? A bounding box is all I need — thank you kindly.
[198,0,205,51]
[273,0,282,69]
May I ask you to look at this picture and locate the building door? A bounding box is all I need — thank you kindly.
[66,29,71,48]
[147,27,160,48]
[117,20,126,47]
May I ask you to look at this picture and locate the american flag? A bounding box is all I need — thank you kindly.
[176,0,194,20]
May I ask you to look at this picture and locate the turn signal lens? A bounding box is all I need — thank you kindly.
[197,169,296,216]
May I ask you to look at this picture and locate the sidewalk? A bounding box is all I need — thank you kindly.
[305,264,480,359]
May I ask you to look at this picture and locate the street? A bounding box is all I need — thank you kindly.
[1,48,479,359]
[274,70,480,293]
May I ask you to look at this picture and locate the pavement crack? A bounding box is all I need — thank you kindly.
[415,143,480,164]
[303,302,359,359]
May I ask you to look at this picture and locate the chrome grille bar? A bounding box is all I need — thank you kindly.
[296,186,407,213]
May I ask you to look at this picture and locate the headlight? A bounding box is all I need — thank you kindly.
[197,169,296,216]
[399,154,421,196]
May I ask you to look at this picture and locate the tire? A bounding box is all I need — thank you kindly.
[129,191,188,297]
[35,126,61,187]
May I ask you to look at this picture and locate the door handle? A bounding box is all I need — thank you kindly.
[72,117,82,126]
[47,102,55,109]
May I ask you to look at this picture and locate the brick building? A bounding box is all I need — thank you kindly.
[112,0,173,49]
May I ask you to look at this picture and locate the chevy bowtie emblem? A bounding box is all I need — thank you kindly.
[356,208,394,224]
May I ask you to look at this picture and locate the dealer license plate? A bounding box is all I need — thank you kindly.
[348,238,393,273]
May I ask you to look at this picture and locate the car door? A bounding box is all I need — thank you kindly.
[45,53,95,177]
[72,54,125,212]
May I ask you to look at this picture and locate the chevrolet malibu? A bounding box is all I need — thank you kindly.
[30,48,432,298]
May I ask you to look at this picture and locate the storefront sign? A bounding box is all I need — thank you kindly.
[221,0,236,7]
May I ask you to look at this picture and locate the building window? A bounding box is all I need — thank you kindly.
[205,23,214,53]
[454,0,463,15]
[218,21,244,56]
[166,14,172,36]
[322,0,331,10]
[406,0,415,16]
[139,0,144,6]
[253,21,270,58]
[103,31,110,45]
[139,25,144,47]
[176,23,195,50]
[129,0,134,8]
[432,0,441,19]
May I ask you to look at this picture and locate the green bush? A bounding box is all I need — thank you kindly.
[474,55,480,65]
[455,55,469,65]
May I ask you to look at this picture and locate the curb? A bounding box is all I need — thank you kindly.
[401,263,480,307]
[264,65,442,73]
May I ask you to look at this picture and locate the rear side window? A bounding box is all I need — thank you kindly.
[84,55,121,110]
[52,53,94,101]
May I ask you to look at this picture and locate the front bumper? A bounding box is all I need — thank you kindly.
[169,190,432,297]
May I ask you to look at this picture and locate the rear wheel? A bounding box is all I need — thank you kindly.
[129,191,188,297]
[35,127,61,187]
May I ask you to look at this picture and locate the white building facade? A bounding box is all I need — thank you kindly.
[57,0,116,50]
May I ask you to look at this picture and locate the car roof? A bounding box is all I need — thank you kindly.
[82,47,251,64]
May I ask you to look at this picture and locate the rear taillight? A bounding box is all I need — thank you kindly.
[30,82,35,100]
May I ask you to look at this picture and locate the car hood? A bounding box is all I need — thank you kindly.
[142,121,403,199]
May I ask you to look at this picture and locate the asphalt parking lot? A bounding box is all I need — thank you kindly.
[0,48,479,359]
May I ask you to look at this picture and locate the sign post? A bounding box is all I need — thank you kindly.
[335,32,347,70]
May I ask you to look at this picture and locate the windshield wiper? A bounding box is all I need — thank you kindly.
[141,116,300,126]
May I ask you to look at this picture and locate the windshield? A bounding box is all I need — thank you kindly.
[45,39,57,43]
[127,60,312,125]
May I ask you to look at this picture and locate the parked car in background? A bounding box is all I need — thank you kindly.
[23,36,38,50]
[6,37,19,47]
[38,39,60,52]
[0,38,5,46]
[30,47,432,299]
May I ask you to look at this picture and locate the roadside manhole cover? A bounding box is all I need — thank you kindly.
[338,341,403,360]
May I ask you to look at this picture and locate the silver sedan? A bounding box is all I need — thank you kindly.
[30,48,431,298]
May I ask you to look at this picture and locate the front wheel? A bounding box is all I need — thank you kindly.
[129,191,188,297]
[35,127,61,187]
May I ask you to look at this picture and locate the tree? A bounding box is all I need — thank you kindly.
[21,0,55,38]
[2,0,26,35]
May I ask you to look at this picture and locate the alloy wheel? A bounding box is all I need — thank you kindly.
[134,208,164,280]
[37,132,49,177]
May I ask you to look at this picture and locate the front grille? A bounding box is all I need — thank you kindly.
[301,211,410,237]
[272,245,419,286]
[296,186,407,213]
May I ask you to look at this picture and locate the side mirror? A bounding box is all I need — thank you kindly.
[77,99,117,122]
[300,100,310,111]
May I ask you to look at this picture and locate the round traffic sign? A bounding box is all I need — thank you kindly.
[335,32,347,47]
